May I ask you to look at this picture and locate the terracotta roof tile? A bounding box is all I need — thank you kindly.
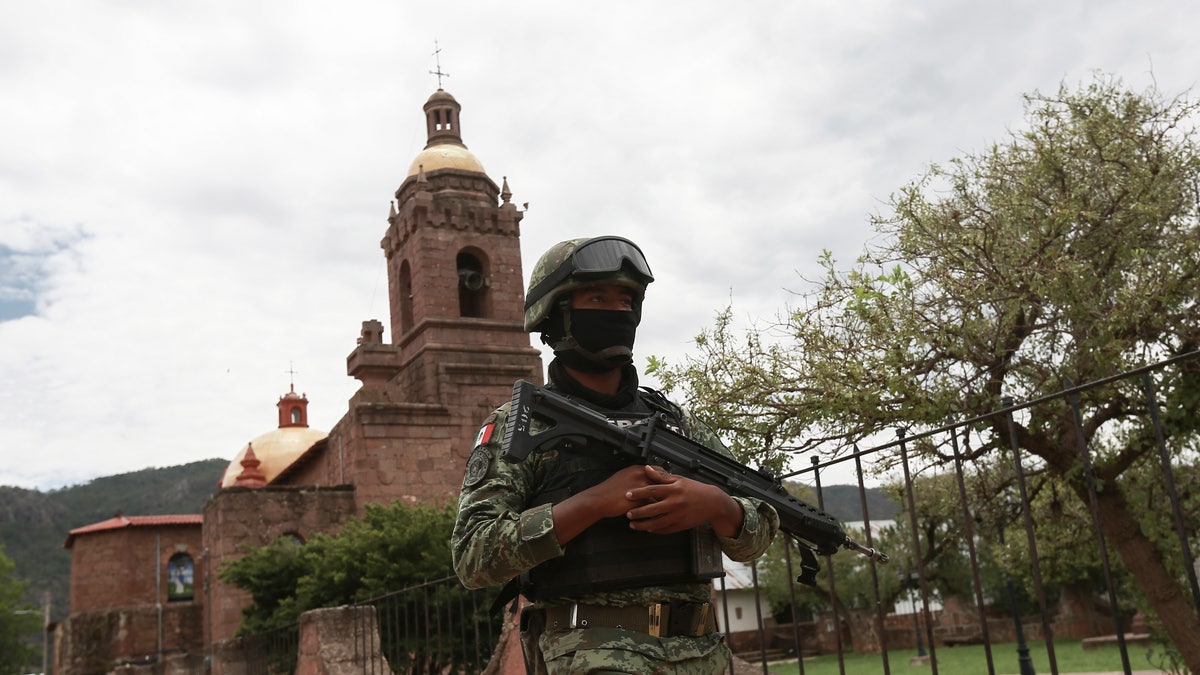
[64,514,203,548]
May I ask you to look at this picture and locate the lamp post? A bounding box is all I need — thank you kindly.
[999,506,1036,675]
[907,568,926,658]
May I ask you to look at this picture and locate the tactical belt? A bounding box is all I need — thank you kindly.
[544,602,716,637]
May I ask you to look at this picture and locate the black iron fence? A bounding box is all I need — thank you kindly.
[236,577,498,674]
[237,621,299,675]
[348,576,500,674]
[238,351,1198,674]
[755,349,1200,675]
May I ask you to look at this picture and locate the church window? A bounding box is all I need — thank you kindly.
[167,553,194,602]
[457,251,488,318]
[291,408,301,424]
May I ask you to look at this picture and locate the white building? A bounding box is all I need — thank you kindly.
[713,555,773,633]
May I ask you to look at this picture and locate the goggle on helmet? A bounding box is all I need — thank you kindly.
[523,236,655,333]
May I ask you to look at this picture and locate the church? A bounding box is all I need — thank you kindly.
[52,86,544,674]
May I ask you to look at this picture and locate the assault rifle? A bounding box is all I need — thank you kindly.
[500,380,889,586]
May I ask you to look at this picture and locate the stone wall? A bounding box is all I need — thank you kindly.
[211,606,388,675]
[52,603,203,674]
[295,606,389,675]
[811,588,1128,654]
[202,485,357,646]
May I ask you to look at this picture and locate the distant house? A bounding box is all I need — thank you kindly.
[713,555,772,634]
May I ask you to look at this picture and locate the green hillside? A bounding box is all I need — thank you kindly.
[0,459,227,622]
[811,484,900,523]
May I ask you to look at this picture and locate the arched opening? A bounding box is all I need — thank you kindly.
[280,532,305,546]
[167,553,194,602]
[457,250,488,318]
[399,260,414,334]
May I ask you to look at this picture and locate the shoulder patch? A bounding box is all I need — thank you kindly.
[463,446,492,489]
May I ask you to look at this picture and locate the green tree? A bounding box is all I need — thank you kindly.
[220,500,463,633]
[651,75,1200,668]
[0,545,40,674]
[216,535,311,635]
[220,500,495,673]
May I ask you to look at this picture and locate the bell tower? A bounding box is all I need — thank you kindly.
[338,88,543,505]
[381,90,527,351]
[376,88,539,400]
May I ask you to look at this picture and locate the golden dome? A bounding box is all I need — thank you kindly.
[406,143,486,178]
[219,426,328,488]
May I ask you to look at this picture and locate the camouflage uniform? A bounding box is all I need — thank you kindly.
[452,394,779,674]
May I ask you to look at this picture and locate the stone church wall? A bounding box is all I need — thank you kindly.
[329,401,457,508]
[202,486,357,646]
[52,603,203,675]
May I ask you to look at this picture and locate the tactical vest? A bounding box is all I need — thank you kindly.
[523,388,724,600]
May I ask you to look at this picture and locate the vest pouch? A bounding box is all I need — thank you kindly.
[691,525,723,578]
[529,517,725,600]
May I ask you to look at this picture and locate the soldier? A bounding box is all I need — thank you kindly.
[452,235,779,674]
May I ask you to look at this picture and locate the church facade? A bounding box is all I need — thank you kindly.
[53,87,543,674]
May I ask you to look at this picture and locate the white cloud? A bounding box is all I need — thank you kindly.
[2,0,1199,490]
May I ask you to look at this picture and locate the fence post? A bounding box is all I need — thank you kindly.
[812,455,846,675]
[782,541,807,675]
[949,425,996,675]
[1142,372,1200,618]
[1003,396,1053,675]
[897,427,938,673]
[854,450,891,675]
[1066,380,1133,675]
[751,560,770,674]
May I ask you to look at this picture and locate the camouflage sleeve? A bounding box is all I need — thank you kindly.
[716,496,779,562]
[451,403,565,590]
[677,406,780,562]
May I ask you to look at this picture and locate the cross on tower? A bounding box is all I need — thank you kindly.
[285,362,299,392]
[430,40,450,89]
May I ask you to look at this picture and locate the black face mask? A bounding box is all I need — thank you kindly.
[554,308,638,372]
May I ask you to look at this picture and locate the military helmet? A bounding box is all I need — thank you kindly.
[524,236,655,333]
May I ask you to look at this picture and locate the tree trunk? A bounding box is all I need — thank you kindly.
[1084,483,1200,671]
[843,608,882,654]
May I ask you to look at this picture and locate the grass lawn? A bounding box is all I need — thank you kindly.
[762,638,1167,675]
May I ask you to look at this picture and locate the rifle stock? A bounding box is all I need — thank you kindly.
[500,379,889,586]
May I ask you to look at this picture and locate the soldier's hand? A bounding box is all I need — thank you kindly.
[624,465,744,537]
[585,464,657,517]
[550,465,655,547]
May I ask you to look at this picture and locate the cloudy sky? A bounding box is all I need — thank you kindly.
[2,1,1198,491]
